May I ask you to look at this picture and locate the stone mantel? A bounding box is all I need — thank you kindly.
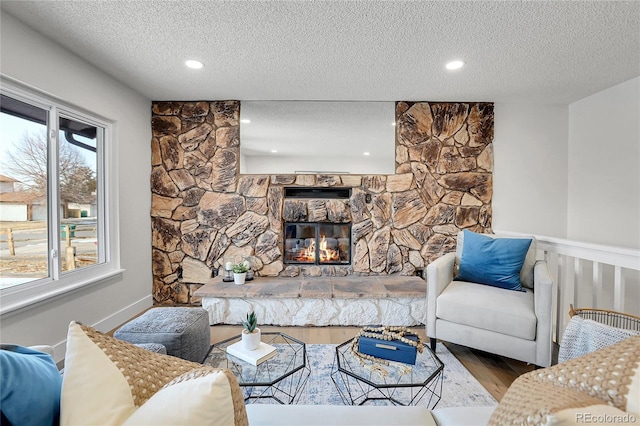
[194,275,426,298]
[194,275,427,326]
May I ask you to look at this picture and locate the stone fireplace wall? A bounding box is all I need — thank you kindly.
[150,101,494,304]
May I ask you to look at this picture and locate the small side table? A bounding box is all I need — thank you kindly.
[203,332,311,404]
[330,338,444,407]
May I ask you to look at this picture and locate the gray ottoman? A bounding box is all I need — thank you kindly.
[114,307,210,362]
[134,343,167,355]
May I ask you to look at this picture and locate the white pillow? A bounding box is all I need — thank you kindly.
[61,322,235,426]
[544,404,636,425]
[123,373,234,426]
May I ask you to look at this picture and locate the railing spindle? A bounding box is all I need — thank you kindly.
[573,257,581,307]
[614,266,625,312]
[592,262,603,309]
[556,254,566,342]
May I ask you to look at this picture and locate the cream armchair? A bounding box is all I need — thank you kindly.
[426,231,553,368]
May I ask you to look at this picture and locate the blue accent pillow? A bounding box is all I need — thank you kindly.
[0,345,62,426]
[456,230,532,291]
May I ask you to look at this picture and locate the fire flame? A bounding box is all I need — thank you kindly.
[301,240,316,261]
[319,235,340,262]
[295,235,340,262]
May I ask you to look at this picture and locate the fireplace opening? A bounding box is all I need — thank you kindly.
[284,222,351,265]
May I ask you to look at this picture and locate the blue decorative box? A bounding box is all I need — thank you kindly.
[358,333,419,365]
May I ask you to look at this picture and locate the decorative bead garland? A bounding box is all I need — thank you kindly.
[349,326,424,371]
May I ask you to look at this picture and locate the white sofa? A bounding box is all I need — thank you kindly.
[11,327,638,426]
[245,405,496,426]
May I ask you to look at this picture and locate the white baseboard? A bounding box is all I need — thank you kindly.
[51,295,152,363]
[92,295,153,333]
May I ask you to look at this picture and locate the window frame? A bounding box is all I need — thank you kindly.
[0,79,122,315]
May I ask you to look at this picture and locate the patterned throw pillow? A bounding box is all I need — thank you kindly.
[61,321,248,426]
[489,336,640,425]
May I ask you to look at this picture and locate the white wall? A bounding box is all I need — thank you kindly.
[0,12,152,360]
[243,154,394,175]
[568,77,640,249]
[492,103,569,238]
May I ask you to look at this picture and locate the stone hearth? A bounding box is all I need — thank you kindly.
[151,101,494,305]
[193,275,426,326]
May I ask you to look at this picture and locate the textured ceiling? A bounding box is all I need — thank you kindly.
[1,1,639,104]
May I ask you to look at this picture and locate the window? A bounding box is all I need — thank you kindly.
[0,82,120,314]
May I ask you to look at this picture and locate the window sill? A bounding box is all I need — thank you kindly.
[0,268,125,317]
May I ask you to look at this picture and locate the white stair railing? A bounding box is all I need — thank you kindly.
[496,231,640,342]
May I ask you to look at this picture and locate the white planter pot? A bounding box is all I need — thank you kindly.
[242,328,261,351]
[233,272,246,285]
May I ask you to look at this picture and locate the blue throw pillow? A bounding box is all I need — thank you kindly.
[456,230,532,291]
[0,345,62,426]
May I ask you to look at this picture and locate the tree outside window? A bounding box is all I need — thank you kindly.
[0,94,103,289]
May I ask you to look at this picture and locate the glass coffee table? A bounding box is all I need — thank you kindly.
[330,338,444,407]
[203,332,310,404]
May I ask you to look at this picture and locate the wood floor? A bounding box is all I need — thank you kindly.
[208,324,534,401]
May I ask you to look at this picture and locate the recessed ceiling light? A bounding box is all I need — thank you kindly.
[271,149,278,153]
[446,60,464,70]
[363,152,370,156]
[185,60,204,69]
[240,119,251,124]
[391,122,396,126]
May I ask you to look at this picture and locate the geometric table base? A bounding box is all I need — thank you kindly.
[330,338,443,407]
[203,332,311,405]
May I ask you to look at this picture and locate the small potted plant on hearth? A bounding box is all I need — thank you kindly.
[241,311,261,351]
[232,262,249,285]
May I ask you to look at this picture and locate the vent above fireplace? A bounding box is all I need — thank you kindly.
[284,187,351,199]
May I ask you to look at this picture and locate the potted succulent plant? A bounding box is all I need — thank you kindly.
[241,311,261,351]
[232,262,249,285]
